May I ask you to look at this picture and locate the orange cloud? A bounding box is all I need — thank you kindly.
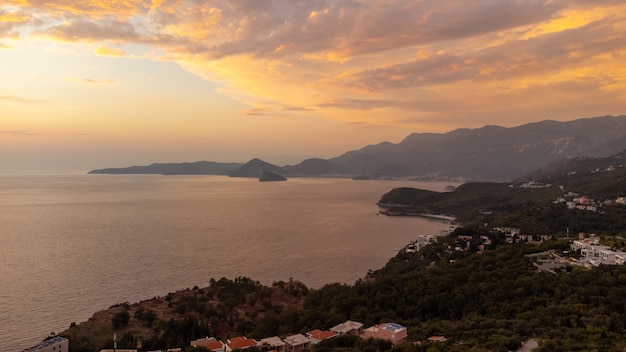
[24,0,148,18]
[94,45,126,56]
[3,0,626,130]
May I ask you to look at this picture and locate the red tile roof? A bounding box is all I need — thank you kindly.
[307,329,337,341]
[192,338,224,351]
[227,337,258,350]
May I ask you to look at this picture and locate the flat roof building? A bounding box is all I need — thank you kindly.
[23,337,69,352]
[283,334,310,352]
[330,320,364,336]
[361,323,407,345]
[259,336,286,352]
[191,337,226,352]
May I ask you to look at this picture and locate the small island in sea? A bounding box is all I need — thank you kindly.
[259,170,287,182]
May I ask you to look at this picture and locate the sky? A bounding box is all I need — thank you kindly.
[1,0,625,171]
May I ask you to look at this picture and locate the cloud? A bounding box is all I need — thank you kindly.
[20,0,149,18]
[94,45,126,56]
[66,77,115,84]
[317,98,401,110]
[243,102,315,117]
[45,18,142,42]
[0,8,31,38]
[0,130,34,136]
[0,94,43,103]
[4,0,626,130]
[146,0,568,61]
[318,16,626,92]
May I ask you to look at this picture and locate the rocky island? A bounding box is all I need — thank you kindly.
[259,171,287,182]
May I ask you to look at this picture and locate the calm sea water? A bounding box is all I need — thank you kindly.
[0,174,454,351]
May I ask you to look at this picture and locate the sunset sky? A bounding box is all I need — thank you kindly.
[1,0,625,171]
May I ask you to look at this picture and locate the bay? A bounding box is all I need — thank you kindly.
[0,174,455,351]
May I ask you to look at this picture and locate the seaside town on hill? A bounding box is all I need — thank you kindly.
[24,320,438,352]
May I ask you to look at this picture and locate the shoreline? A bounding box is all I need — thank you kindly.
[378,209,456,222]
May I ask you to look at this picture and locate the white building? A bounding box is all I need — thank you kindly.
[23,337,69,352]
[259,336,286,352]
[361,323,407,345]
[283,334,310,352]
[572,238,626,267]
[330,320,364,336]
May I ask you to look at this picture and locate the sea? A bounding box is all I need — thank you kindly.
[0,173,456,351]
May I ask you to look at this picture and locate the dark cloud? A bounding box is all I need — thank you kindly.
[0,130,34,136]
[281,106,315,112]
[244,108,276,116]
[156,0,568,60]
[46,17,141,41]
[328,17,626,91]
[317,98,401,110]
[244,103,314,116]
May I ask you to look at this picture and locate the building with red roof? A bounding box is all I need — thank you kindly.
[306,329,337,344]
[191,337,225,352]
[225,337,259,352]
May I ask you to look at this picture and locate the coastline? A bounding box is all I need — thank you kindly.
[378,209,456,222]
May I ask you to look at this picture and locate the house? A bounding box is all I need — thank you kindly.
[191,337,225,352]
[23,337,69,352]
[306,329,337,344]
[283,334,310,352]
[330,320,364,336]
[225,337,258,352]
[427,336,447,343]
[361,323,407,345]
[258,336,286,352]
[572,236,626,266]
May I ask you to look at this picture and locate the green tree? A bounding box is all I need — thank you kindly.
[111,310,130,329]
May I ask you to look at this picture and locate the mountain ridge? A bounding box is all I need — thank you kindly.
[88,115,626,182]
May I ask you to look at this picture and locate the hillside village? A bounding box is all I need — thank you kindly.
[26,320,440,352]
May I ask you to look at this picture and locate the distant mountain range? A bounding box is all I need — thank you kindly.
[89,115,626,182]
[88,161,243,175]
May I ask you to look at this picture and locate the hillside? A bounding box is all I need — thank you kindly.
[60,278,309,352]
[517,148,626,183]
[228,158,287,178]
[325,115,626,181]
[57,234,626,352]
[378,165,626,234]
